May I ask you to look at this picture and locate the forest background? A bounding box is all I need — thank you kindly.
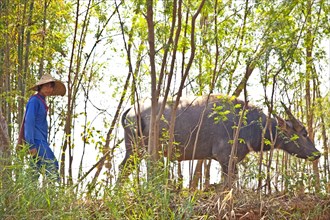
[0,0,330,219]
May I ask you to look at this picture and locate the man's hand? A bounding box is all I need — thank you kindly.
[28,147,38,156]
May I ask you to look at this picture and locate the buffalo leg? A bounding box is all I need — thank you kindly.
[220,163,238,188]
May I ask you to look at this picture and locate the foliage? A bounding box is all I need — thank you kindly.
[0,0,330,218]
[1,157,330,219]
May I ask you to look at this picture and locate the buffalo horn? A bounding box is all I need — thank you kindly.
[281,102,303,131]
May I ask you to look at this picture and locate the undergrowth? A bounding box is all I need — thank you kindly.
[1,157,329,219]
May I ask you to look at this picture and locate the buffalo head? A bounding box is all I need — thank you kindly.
[276,104,321,161]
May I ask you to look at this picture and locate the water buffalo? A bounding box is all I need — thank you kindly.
[120,95,321,178]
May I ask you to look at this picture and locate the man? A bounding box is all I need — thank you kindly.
[24,74,66,181]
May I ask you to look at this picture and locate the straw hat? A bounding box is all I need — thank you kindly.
[29,74,66,96]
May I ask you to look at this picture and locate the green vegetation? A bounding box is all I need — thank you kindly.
[1,0,330,219]
[1,156,329,219]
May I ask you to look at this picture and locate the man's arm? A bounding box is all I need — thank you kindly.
[24,98,38,156]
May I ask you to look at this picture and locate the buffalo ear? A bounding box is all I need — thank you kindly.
[276,116,287,130]
[281,102,304,132]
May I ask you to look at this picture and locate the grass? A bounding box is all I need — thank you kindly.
[1,157,330,219]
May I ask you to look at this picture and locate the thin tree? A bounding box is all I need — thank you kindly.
[305,0,320,192]
[61,0,81,184]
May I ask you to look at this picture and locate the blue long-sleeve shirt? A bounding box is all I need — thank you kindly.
[24,94,48,149]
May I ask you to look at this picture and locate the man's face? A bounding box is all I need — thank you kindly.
[40,82,55,96]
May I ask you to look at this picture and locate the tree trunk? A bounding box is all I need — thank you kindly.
[305,0,320,192]
[146,0,160,166]
[0,0,12,141]
[190,160,203,190]
[0,110,11,189]
[38,0,47,76]
[316,86,329,188]
[203,159,211,190]
[17,1,28,128]
[232,63,255,98]
[61,0,80,184]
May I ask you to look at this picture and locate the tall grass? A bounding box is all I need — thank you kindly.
[1,152,329,219]
[0,156,85,219]
[0,155,197,219]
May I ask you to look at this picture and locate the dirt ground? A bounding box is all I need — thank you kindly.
[192,190,330,219]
